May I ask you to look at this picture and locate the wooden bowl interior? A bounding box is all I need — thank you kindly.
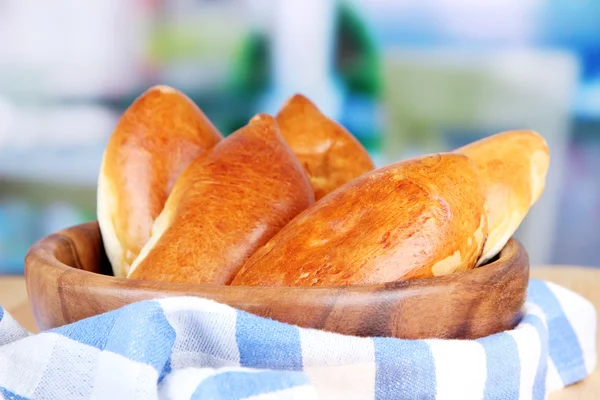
[25,221,529,339]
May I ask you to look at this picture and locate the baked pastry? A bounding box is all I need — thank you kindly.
[276,94,375,200]
[232,153,487,286]
[97,85,222,278]
[455,130,550,264]
[127,114,314,284]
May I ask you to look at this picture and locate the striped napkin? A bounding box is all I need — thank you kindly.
[0,279,595,400]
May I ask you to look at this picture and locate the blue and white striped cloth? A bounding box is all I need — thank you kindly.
[0,279,595,400]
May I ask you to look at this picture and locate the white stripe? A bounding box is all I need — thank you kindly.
[546,281,598,375]
[305,363,375,400]
[35,335,105,399]
[160,297,241,369]
[546,358,563,394]
[158,296,237,315]
[507,323,542,400]
[90,351,158,400]
[299,329,375,367]
[0,312,30,346]
[0,332,59,398]
[243,385,320,400]
[299,328,375,400]
[426,339,486,400]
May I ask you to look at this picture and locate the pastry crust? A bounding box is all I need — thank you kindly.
[127,114,314,284]
[455,130,550,265]
[276,94,375,200]
[232,153,487,286]
[98,85,222,278]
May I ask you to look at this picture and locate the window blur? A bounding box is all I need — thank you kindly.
[1,0,599,273]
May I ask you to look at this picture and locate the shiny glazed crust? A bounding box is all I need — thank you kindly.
[232,153,487,286]
[97,85,223,278]
[455,130,550,265]
[127,114,315,284]
[276,94,375,200]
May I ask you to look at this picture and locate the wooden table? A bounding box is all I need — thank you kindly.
[0,276,37,332]
[1,266,598,398]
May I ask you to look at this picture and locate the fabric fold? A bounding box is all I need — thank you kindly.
[0,279,595,400]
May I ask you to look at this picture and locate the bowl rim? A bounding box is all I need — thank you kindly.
[25,221,528,294]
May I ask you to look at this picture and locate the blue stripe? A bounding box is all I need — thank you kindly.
[52,300,176,378]
[161,358,173,383]
[528,280,587,386]
[103,301,176,379]
[478,332,520,399]
[191,370,309,400]
[236,310,303,370]
[0,386,29,400]
[373,337,436,400]
[521,313,547,400]
[0,306,4,322]
[51,307,122,350]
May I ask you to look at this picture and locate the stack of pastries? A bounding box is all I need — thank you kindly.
[97,86,549,287]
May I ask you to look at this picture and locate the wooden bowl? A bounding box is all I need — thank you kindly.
[25,221,529,339]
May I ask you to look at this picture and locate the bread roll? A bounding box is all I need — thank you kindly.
[127,114,314,284]
[455,130,550,265]
[98,85,223,278]
[232,153,487,286]
[276,94,375,200]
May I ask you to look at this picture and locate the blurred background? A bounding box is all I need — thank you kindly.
[0,0,599,274]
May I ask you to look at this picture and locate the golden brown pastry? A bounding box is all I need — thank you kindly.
[97,85,223,278]
[232,153,487,286]
[455,130,550,265]
[127,114,315,284]
[276,94,375,200]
